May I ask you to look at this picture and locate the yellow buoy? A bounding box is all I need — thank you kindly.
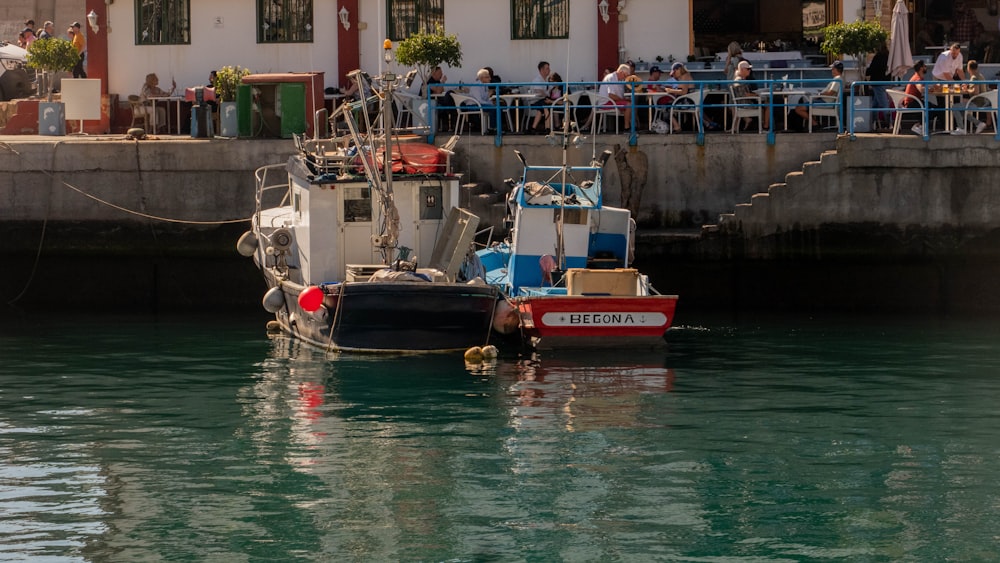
[464,346,484,363]
[481,345,499,360]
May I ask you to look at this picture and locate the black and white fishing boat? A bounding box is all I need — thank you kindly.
[237,66,498,353]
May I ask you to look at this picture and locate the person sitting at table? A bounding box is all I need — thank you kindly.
[594,63,631,130]
[139,73,175,132]
[530,73,563,133]
[963,60,989,134]
[645,65,685,130]
[904,60,938,135]
[793,60,844,130]
[526,61,552,131]
[421,66,455,131]
[467,67,503,133]
[662,63,694,100]
[931,43,966,82]
[530,61,551,95]
[732,60,770,131]
[660,63,707,130]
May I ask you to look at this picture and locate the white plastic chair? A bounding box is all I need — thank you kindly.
[728,85,763,133]
[450,92,488,135]
[591,93,622,134]
[127,95,151,133]
[392,91,417,129]
[964,89,998,133]
[669,90,704,133]
[807,93,841,132]
[549,90,585,133]
[886,89,926,135]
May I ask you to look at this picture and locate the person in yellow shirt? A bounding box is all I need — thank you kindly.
[70,21,86,78]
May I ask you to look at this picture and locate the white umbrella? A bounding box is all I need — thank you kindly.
[888,0,914,78]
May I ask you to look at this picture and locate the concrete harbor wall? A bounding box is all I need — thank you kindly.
[2,133,1000,316]
[0,134,832,227]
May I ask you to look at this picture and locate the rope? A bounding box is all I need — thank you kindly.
[0,141,251,225]
[327,282,346,353]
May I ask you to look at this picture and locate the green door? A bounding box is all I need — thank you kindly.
[236,84,253,137]
[278,83,306,138]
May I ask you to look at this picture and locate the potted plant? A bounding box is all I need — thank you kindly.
[396,24,462,130]
[25,37,79,135]
[214,65,250,137]
[820,20,887,133]
[819,20,888,81]
[396,25,462,92]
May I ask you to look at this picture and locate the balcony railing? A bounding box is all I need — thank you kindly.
[380,79,1000,147]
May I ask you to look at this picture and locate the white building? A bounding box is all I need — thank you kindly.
[77,0,869,132]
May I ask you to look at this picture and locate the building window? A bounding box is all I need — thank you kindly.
[135,0,190,45]
[257,0,314,43]
[511,0,569,40]
[387,0,444,41]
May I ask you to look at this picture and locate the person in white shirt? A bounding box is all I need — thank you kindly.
[794,61,844,129]
[527,61,552,129]
[530,61,551,95]
[596,63,631,127]
[931,43,966,81]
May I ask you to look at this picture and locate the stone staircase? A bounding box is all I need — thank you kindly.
[701,149,841,239]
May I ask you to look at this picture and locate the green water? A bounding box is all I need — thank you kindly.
[2,314,1000,561]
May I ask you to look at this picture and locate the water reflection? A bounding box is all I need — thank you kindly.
[3,317,1000,560]
[507,353,675,432]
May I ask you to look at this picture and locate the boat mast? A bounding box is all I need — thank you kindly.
[380,41,400,265]
[555,83,573,273]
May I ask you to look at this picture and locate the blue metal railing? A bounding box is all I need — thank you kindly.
[395,78,1000,146]
[846,80,1000,142]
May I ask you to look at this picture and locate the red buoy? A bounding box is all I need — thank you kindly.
[298,286,324,312]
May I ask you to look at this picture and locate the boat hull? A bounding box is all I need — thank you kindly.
[269,279,499,353]
[516,295,679,350]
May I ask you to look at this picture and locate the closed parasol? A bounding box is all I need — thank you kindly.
[888,0,914,78]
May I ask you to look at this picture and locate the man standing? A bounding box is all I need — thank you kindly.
[38,21,54,39]
[71,21,87,78]
[931,43,965,81]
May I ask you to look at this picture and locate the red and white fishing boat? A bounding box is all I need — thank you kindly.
[472,136,678,350]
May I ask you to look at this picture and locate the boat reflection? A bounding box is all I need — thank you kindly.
[506,353,676,432]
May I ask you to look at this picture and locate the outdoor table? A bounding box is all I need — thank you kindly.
[932,86,972,132]
[150,96,186,135]
[498,93,542,132]
[761,89,819,130]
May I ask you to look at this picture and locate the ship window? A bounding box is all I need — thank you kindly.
[511,0,569,40]
[135,0,191,45]
[344,187,372,222]
[556,208,587,225]
[257,0,313,43]
[387,0,444,40]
